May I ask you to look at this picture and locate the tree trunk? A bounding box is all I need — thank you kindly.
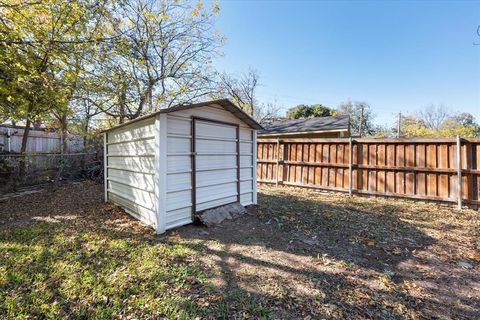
[118,82,127,124]
[147,81,153,112]
[83,118,90,150]
[20,103,34,154]
[60,113,68,153]
[119,104,126,124]
[18,103,34,191]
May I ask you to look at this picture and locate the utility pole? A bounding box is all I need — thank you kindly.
[359,105,364,137]
[397,112,402,138]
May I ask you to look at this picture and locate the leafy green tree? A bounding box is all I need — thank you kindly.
[286,105,310,119]
[0,0,113,152]
[311,104,334,117]
[0,0,224,152]
[286,104,333,119]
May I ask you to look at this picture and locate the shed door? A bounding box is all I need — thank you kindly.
[193,118,239,212]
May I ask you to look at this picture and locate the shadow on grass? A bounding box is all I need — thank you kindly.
[175,188,479,319]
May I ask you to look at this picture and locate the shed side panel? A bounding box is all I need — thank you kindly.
[239,127,254,206]
[105,118,157,227]
[165,114,193,229]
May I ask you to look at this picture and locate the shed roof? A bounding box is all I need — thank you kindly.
[101,99,263,132]
[259,115,350,136]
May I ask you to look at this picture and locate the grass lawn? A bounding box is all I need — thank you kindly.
[0,181,479,319]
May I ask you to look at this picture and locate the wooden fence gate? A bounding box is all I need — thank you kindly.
[257,137,480,209]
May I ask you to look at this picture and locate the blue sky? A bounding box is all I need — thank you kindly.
[212,0,480,127]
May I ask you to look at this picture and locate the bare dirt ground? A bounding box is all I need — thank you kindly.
[1,181,479,319]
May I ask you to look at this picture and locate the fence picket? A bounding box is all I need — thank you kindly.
[257,137,480,209]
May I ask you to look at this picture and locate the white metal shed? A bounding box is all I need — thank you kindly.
[102,99,262,234]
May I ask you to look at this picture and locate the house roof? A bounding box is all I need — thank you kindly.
[101,99,263,133]
[259,115,350,136]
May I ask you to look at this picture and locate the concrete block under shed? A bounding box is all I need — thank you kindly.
[197,202,247,227]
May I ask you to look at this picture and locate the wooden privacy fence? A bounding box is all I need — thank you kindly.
[0,125,84,153]
[257,137,480,209]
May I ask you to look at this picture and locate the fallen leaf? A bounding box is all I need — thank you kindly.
[470,253,480,261]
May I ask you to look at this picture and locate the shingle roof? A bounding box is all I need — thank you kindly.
[259,115,350,136]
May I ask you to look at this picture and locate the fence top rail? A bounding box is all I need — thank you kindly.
[258,138,350,143]
[257,137,480,144]
[0,153,96,158]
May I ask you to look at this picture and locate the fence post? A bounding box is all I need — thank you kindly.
[349,137,353,196]
[456,136,462,210]
[275,138,280,186]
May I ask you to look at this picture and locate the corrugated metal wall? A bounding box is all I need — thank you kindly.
[165,114,193,229]
[165,104,255,228]
[194,119,238,211]
[239,127,255,205]
[104,117,157,227]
